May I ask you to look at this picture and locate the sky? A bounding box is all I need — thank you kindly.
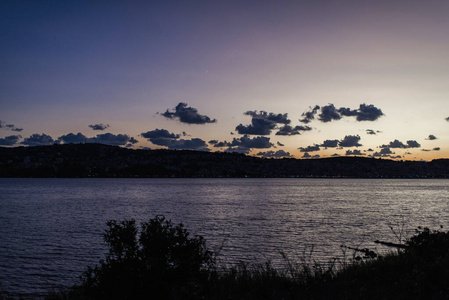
[1,0,449,160]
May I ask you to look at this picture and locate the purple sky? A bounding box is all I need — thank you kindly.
[1,0,449,160]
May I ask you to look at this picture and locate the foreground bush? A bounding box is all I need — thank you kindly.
[76,216,213,299]
[48,220,449,300]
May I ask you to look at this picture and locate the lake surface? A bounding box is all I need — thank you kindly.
[1,178,448,298]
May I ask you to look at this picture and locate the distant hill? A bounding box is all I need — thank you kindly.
[0,144,448,178]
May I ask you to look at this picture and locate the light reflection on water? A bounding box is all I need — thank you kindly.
[0,178,448,297]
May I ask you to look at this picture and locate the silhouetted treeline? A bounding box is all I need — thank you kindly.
[0,144,448,178]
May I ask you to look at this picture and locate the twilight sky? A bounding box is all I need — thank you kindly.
[1,0,449,160]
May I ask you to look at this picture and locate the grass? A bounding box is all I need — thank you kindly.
[45,219,449,300]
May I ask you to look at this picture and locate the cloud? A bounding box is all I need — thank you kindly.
[208,140,218,145]
[214,135,273,151]
[141,129,180,139]
[0,135,21,146]
[373,147,397,157]
[338,104,384,121]
[366,129,381,135]
[346,149,365,156]
[128,137,138,144]
[299,105,320,123]
[277,141,284,147]
[244,111,290,124]
[434,147,441,151]
[299,144,320,152]
[380,139,420,149]
[256,150,292,158]
[302,103,384,123]
[230,135,273,149]
[380,147,393,154]
[0,121,23,132]
[236,110,292,135]
[235,118,276,135]
[406,140,421,148]
[161,102,216,124]
[318,104,342,122]
[445,117,449,121]
[321,139,339,148]
[275,125,312,136]
[302,152,311,158]
[141,128,209,151]
[224,146,251,154]
[57,133,138,146]
[21,133,55,146]
[88,133,135,146]
[352,104,384,121]
[426,135,437,140]
[89,123,110,131]
[339,135,362,147]
[58,133,88,144]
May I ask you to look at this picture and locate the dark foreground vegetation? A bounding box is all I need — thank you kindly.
[45,217,449,300]
[1,143,449,178]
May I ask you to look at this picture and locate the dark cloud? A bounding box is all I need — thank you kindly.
[277,141,284,147]
[0,121,23,132]
[406,140,421,148]
[230,135,273,149]
[445,117,449,121]
[381,139,407,149]
[89,133,136,146]
[236,110,291,135]
[303,103,384,123]
[380,147,394,154]
[331,153,340,157]
[339,104,384,121]
[235,118,276,135]
[128,137,138,144]
[208,140,218,145]
[57,133,138,146]
[373,147,396,157]
[339,135,362,147]
[58,133,88,144]
[366,129,381,135]
[367,148,374,152]
[244,111,290,124]
[21,133,55,146]
[434,147,441,151]
[302,152,311,158]
[165,138,209,151]
[88,123,110,131]
[353,104,384,121]
[380,139,420,149]
[321,139,339,148]
[421,149,431,152]
[214,135,273,151]
[141,128,209,151]
[275,125,312,136]
[257,150,292,158]
[0,135,21,146]
[426,135,437,140]
[312,154,321,158]
[141,129,180,139]
[299,144,320,152]
[224,146,251,154]
[161,102,216,124]
[318,104,342,122]
[346,149,365,156]
[299,105,320,123]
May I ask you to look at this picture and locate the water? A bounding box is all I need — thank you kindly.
[0,178,448,298]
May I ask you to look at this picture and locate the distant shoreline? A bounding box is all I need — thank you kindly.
[1,144,448,178]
